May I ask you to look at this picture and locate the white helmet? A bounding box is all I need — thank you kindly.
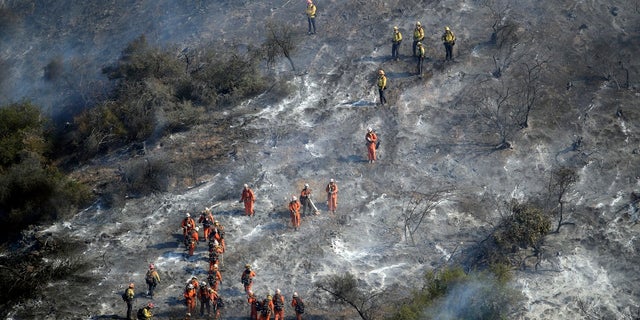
[330,178,335,183]
[186,212,191,217]
[244,183,249,188]
[304,183,309,188]
[367,127,373,132]
[292,196,297,201]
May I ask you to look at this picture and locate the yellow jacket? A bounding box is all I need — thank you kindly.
[306,4,316,18]
[377,75,387,89]
[442,30,456,44]
[142,307,153,319]
[393,31,402,43]
[413,26,424,41]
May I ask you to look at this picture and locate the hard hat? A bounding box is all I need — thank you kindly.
[276,289,281,294]
[445,26,450,31]
[293,292,298,297]
[393,26,398,30]
[195,226,200,231]
[330,178,335,183]
[188,283,194,289]
[307,0,312,3]
[213,264,219,269]
[147,302,155,308]
[129,283,135,288]
[192,276,198,280]
[186,313,191,317]
[378,69,384,75]
[186,212,190,217]
[245,264,251,269]
[367,127,372,132]
[209,288,216,293]
[214,220,220,225]
[416,21,421,26]
[149,264,154,269]
[292,196,297,201]
[200,281,207,286]
[244,183,249,188]
[248,290,254,295]
[267,294,273,300]
[304,183,309,187]
[213,240,219,246]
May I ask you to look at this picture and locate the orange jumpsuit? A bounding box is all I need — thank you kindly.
[182,217,196,236]
[212,226,226,252]
[241,187,256,216]
[199,212,214,240]
[210,290,221,320]
[291,297,303,320]
[273,293,285,320]
[241,269,256,294]
[208,269,222,291]
[188,229,199,256]
[326,182,338,213]
[289,200,301,229]
[209,245,223,271]
[365,131,377,161]
[258,299,274,320]
[184,287,197,315]
[199,286,212,317]
[248,294,259,320]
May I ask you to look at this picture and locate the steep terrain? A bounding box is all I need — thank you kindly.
[3,0,640,319]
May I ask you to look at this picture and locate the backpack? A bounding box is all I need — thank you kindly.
[295,297,305,314]
[145,270,157,285]
[273,294,284,311]
[261,300,271,316]
[241,271,251,286]
[255,300,263,312]
[136,307,145,319]
[121,291,128,302]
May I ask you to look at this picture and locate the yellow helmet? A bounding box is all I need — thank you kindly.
[445,26,451,31]
[393,26,398,30]
[416,21,421,26]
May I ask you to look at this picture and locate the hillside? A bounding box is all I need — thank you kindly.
[2,0,640,319]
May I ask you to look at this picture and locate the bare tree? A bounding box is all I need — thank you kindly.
[513,59,546,128]
[547,167,578,233]
[474,81,518,150]
[401,189,451,245]
[263,20,297,71]
[316,273,383,320]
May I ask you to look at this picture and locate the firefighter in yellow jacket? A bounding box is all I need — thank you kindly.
[306,0,316,34]
[377,69,387,105]
[392,26,402,61]
[412,21,425,57]
[442,26,456,61]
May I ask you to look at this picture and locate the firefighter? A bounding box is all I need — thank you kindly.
[289,196,301,230]
[184,283,197,315]
[377,69,387,105]
[291,292,305,320]
[208,264,222,292]
[365,127,378,163]
[241,264,256,295]
[211,220,226,252]
[139,302,154,320]
[273,289,286,320]
[198,208,214,241]
[248,291,259,320]
[392,26,402,60]
[240,184,256,216]
[326,178,338,213]
[187,227,199,257]
[209,240,223,271]
[412,21,425,57]
[145,264,161,298]
[442,26,456,61]
[300,183,319,215]
[123,283,135,320]
[259,294,274,320]
[181,212,196,236]
[198,282,212,318]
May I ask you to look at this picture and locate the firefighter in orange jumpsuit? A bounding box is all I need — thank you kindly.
[208,264,222,292]
[209,241,223,271]
[210,288,221,320]
[326,179,338,213]
[198,208,214,241]
[273,289,286,320]
[241,264,256,295]
[289,196,301,230]
[291,292,304,320]
[240,184,256,216]
[184,283,197,315]
[198,282,212,317]
[365,127,378,163]
[211,221,226,252]
[258,294,274,320]
[248,291,259,320]
[181,213,196,236]
[187,227,199,256]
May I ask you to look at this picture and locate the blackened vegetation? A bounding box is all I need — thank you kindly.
[0,233,88,317]
[316,273,385,320]
[264,20,298,72]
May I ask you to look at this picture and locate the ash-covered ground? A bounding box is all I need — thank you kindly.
[3,0,640,319]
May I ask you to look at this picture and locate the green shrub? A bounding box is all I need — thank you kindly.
[494,201,551,251]
[0,102,48,168]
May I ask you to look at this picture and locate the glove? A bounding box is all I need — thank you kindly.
[238,199,243,203]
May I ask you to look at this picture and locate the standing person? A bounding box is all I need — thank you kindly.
[306,0,317,35]
[259,294,274,320]
[184,283,197,316]
[416,42,426,76]
[240,184,256,216]
[392,26,402,61]
[442,26,456,61]
[273,289,286,320]
[199,208,214,241]
[181,213,196,236]
[187,227,199,257]
[289,196,301,230]
[198,282,211,318]
[208,264,222,292]
[145,264,161,298]
[211,221,226,252]
[248,291,259,320]
[377,69,387,105]
[412,21,425,57]
[241,264,256,295]
[123,283,135,320]
[291,292,305,320]
[299,183,319,215]
[365,127,378,163]
[210,288,222,320]
[326,179,338,213]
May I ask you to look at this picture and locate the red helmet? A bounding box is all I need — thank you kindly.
[149,264,155,269]
[147,302,155,308]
